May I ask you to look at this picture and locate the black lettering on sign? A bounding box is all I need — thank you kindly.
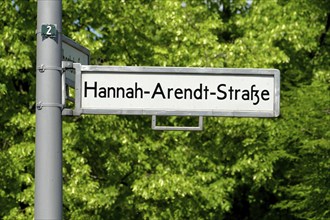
[184,88,192,99]
[135,83,143,98]
[216,83,270,105]
[251,85,259,105]
[99,87,106,98]
[152,83,166,99]
[84,82,145,99]
[242,90,249,100]
[193,84,203,99]
[83,81,272,104]
[217,84,227,100]
[84,81,97,98]
[261,90,270,101]
[107,87,115,98]
[175,88,183,99]
[116,87,125,98]
[126,87,134,98]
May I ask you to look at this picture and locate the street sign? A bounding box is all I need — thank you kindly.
[62,35,90,87]
[70,64,280,117]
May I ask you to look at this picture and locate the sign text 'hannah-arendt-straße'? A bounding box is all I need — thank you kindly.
[84,81,270,105]
[73,65,280,117]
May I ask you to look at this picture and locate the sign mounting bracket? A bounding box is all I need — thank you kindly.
[151,115,203,131]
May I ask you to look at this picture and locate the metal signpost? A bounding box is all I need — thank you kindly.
[35,1,280,219]
[35,0,62,219]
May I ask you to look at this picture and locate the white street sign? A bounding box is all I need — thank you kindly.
[62,35,90,87]
[72,64,280,117]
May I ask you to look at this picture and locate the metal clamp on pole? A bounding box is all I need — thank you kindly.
[151,115,203,131]
[37,64,63,73]
[62,61,74,70]
[36,101,64,110]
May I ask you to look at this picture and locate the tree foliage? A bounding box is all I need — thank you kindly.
[0,0,329,219]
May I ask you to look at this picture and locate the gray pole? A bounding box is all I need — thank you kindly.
[35,0,62,219]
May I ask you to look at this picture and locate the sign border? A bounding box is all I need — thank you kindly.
[71,63,280,117]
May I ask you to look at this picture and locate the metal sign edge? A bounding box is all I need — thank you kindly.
[70,63,280,118]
